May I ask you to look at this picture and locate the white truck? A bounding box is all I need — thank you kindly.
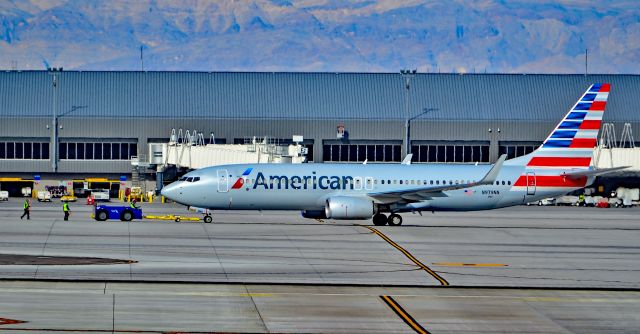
[91,189,110,201]
[37,190,52,202]
[21,187,32,197]
[0,191,8,201]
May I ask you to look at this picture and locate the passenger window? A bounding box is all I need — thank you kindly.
[501,181,505,185]
[381,180,385,185]
[436,180,439,185]
[399,180,403,184]
[508,181,512,185]
[430,180,433,185]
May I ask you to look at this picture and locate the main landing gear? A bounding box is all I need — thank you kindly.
[372,213,403,226]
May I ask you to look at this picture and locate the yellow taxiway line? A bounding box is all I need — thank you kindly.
[381,295,430,334]
[361,225,449,286]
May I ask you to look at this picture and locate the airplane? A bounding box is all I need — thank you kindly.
[161,83,625,226]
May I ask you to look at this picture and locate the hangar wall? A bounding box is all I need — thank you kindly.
[1,71,639,178]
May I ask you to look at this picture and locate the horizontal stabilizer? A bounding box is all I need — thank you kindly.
[563,166,629,179]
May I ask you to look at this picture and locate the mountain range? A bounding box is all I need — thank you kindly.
[1,0,638,73]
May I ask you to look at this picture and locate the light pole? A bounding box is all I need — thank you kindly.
[407,107,437,156]
[400,69,417,157]
[48,68,60,172]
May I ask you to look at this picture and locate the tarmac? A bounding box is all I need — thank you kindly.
[0,200,639,333]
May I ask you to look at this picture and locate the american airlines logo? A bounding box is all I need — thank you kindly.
[233,168,356,190]
[231,168,253,189]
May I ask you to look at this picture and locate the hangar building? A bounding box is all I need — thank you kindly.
[1,71,639,194]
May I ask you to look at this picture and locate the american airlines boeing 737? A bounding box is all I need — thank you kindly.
[161,83,624,225]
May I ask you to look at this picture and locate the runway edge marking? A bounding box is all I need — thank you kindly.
[380,295,430,334]
[360,225,449,286]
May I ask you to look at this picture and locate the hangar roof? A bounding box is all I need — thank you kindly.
[0,71,638,121]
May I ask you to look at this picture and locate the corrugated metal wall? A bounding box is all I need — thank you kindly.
[1,71,638,120]
[0,71,639,175]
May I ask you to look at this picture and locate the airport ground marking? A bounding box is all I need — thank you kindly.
[0,318,26,326]
[380,295,430,334]
[361,225,449,286]
[432,262,507,267]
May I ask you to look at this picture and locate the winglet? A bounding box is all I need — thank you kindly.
[401,154,413,165]
[477,154,506,185]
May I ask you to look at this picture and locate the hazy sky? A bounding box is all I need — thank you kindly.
[1,0,638,73]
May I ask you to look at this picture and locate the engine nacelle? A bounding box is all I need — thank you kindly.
[325,196,374,220]
[300,210,327,219]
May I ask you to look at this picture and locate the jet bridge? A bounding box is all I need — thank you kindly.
[134,130,308,193]
[148,130,307,169]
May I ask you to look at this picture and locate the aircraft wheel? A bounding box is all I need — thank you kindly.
[372,213,387,226]
[203,215,213,224]
[387,213,403,226]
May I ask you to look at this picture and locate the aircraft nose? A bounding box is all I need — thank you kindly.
[161,182,179,201]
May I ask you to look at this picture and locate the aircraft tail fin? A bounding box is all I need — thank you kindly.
[508,83,610,169]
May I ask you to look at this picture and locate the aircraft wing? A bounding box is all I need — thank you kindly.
[367,154,507,203]
[563,166,630,179]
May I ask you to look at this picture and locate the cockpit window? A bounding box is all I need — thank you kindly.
[193,177,200,182]
[179,177,187,181]
[186,177,193,182]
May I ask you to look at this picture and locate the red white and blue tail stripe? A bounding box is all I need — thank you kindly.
[510,83,609,190]
[528,83,609,169]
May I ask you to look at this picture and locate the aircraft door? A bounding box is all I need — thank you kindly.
[526,172,536,196]
[217,169,229,193]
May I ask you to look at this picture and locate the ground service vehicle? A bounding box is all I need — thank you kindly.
[60,195,78,202]
[91,189,110,201]
[37,191,52,202]
[94,205,143,221]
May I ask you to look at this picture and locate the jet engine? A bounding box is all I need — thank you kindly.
[300,210,327,219]
[325,196,374,219]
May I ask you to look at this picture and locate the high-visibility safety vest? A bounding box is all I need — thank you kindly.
[23,200,29,209]
[130,202,136,209]
[63,203,69,212]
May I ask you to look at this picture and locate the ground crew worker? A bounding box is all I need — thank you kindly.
[20,198,30,220]
[578,194,586,207]
[63,200,70,221]
[130,198,139,209]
